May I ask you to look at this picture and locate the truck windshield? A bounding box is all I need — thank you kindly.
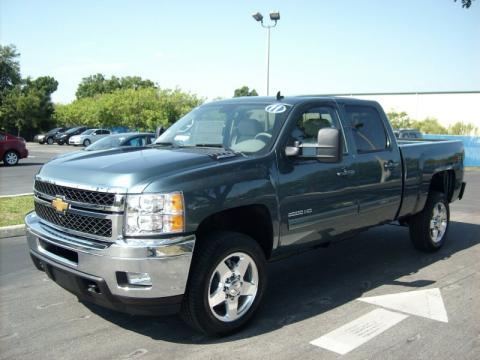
[155,102,292,155]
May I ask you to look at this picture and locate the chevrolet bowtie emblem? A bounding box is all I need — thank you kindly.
[52,197,69,213]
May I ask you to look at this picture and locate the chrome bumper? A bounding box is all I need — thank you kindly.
[25,211,195,299]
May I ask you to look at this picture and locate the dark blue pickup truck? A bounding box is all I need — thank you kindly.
[25,96,466,335]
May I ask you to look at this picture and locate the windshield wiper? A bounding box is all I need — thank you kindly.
[192,143,224,148]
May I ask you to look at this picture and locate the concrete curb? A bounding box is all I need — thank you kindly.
[0,224,25,239]
[0,193,33,198]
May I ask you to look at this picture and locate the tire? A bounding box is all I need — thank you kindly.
[3,150,19,166]
[57,140,64,145]
[409,191,449,252]
[47,137,54,145]
[181,231,267,335]
[83,139,91,147]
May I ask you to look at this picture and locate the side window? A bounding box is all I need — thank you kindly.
[344,105,388,153]
[104,130,111,135]
[146,136,154,144]
[290,106,345,155]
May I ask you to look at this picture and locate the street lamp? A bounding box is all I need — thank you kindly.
[252,11,280,96]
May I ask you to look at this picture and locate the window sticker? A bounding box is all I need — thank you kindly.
[265,104,287,114]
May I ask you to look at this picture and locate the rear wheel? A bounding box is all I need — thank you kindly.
[83,139,91,147]
[181,231,267,335]
[3,150,19,166]
[409,191,449,252]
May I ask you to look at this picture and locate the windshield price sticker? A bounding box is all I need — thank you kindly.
[265,104,287,114]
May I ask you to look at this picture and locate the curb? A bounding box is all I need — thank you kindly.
[0,224,26,239]
[0,193,33,198]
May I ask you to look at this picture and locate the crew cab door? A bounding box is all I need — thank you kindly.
[341,103,402,227]
[276,101,358,248]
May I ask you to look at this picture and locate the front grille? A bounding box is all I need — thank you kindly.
[35,202,112,238]
[34,180,115,206]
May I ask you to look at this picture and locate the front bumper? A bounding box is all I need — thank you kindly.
[69,137,82,145]
[25,211,195,315]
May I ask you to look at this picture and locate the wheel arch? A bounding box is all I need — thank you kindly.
[195,204,274,260]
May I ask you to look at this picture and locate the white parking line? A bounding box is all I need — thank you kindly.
[310,308,408,355]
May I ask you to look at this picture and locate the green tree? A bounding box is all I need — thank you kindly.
[386,111,412,129]
[55,87,203,131]
[454,0,475,8]
[75,73,156,99]
[0,44,22,104]
[0,76,58,137]
[233,86,258,97]
[447,122,477,135]
[411,117,447,134]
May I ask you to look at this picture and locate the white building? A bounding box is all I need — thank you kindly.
[326,91,480,129]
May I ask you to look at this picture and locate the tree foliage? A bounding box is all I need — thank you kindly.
[0,76,58,137]
[76,73,156,99]
[55,87,203,131]
[454,0,475,8]
[387,111,477,135]
[0,44,22,104]
[233,86,258,97]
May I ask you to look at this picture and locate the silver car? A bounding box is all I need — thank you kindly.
[69,128,111,146]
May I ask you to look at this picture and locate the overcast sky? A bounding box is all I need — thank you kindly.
[1,0,479,103]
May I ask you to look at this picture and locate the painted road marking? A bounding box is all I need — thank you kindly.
[358,288,448,322]
[310,309,408,355]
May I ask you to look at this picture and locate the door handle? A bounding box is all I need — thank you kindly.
[384,161,399,170]
[337,168,356,177]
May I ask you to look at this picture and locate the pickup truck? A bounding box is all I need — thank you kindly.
[25,96,466,335]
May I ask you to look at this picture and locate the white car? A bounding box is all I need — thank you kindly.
[69,129,111,146]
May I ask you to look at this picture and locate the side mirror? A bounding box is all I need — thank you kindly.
[285,128,342,163]
[156,126,165,138]
[315,127,342,163]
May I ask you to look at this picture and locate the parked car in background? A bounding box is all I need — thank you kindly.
[34,127,68,145]
[0,131,29,166]
[84,132,156,151]
[69,128,111,146]
[54,126,89,145]
[394,128,423,139]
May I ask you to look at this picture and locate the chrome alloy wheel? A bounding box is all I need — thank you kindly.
[208,252,258,322]
[430,202,448,243]
[5,152,18,165]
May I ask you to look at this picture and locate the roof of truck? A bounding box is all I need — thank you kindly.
[210,95,380,107]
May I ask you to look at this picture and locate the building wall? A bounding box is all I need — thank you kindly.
[329,92,480,128]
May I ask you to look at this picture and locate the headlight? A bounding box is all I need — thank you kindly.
[125,192,185,236]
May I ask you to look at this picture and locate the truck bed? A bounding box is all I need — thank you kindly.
[397,139,464,218]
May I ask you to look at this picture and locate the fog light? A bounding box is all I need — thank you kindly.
[126,272,152,287]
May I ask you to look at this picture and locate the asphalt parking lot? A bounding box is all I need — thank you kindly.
[0,143,79,196]
[0,171,479,360]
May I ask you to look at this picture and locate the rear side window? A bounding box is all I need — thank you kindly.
[344,105,388,153]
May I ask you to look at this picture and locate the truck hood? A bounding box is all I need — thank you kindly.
[37,147,231,193]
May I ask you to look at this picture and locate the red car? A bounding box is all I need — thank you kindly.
[0,131,29,166]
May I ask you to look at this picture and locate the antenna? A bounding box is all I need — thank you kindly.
[276,91,284,101]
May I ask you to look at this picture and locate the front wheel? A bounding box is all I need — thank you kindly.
[181,231,267,335]
[47,137,54,145]
[83,139,91,147]
[409,191,450,252]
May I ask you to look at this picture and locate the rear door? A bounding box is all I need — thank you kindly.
[276,100,359,248]
[342,103,402,227]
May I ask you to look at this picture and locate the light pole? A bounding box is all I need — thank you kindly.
[252,11,280,96]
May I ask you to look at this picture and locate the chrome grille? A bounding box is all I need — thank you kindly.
[34,180,115,206]
[35,202,112,238]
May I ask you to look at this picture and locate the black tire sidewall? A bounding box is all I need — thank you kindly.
[410,191,450,251]
[184,231,267,335]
